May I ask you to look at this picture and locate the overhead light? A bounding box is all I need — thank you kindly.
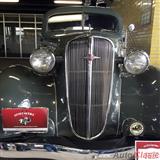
[0,0,19,2]
[48,14,82,23]
[142,2,152,6]
[16,27,42,31]
[54,0,82,4]
[23,27,42,30]
[72,26,93,30]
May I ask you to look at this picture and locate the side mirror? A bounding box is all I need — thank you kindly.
[128,24,135,32]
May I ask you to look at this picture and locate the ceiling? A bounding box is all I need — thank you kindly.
[0,0,114,13]
[0,0,56,13]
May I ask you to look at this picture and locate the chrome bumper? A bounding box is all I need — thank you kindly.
[0,143,135,160]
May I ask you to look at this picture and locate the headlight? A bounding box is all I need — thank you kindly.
[124,51,150,74]
[30,47,55,73]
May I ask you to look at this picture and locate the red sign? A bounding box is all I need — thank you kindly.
[1,108,48,132]
[135,141,160,160]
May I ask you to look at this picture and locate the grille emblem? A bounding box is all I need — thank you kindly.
[83,53,101,62]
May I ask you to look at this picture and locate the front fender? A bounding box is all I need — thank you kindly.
[0,65,57,135]
[121,66,160,137]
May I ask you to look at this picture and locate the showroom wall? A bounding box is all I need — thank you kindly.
[150,0,160,67]
[112,0,153,53]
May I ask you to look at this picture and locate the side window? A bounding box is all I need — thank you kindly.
[141,0,152,25]
[5,15,20,57]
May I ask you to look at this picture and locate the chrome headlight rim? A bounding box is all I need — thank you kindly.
[30,47,56,73]
[124,50,150,75]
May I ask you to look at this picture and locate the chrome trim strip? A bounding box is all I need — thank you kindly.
[0,143,134,160]
[54,82,58,136]
[65,35,116,140]
[86,37,93,139]
[3,128,48,132]
[86,37,102,139]
[116,76,122,136]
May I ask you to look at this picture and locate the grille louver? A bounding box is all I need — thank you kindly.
[66,36,114,139]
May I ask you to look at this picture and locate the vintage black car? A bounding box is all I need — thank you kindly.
[0,5,160,160]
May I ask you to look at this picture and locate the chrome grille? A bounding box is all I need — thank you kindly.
[66,36,114,139]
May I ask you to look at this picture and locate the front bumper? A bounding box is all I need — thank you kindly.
[0,143,135,160]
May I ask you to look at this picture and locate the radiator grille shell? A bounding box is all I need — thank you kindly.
[65,36,114,140]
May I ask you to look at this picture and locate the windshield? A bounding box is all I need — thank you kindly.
[47,13,119,33]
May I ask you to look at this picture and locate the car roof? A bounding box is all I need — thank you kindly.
[43,6,123,34]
